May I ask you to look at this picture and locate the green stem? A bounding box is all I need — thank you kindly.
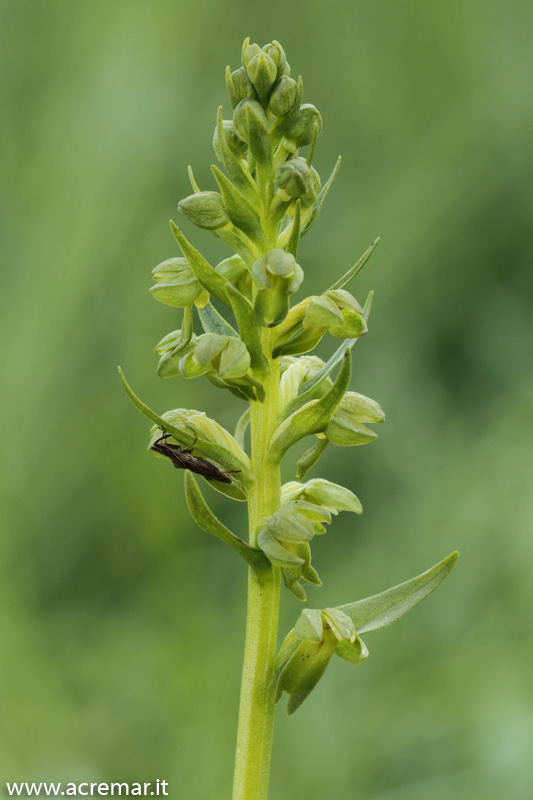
[232,328,281,800]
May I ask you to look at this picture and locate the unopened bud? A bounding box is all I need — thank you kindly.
[178,191,229,231]
[213,119,248,160]
[262,41,290,78]
[246,51,277,101]
[229,67,256,104]
[275,157,320,205]
[269,76,298,117]
[233,99,269,143]
[285,104,323,147]
[242,42,261,69]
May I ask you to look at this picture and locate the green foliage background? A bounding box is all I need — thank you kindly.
[1,1,532,797]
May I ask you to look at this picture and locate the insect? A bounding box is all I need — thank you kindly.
[151,428,240,484]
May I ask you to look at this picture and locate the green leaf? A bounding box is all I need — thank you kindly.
[268,349,351,463]
[338,552,459,634]
[170,221,231,308]
[187,164,201,193]
[245,102,273,202]
[214,227,255,267]
[215,106,256,197]
[298,337,357,396]
[302,155,341,234]
[285,200,302,259]
[197,302,238,337]
[327,238,380,293]
[234,408,250,449]
[296,437,329,481]
[211,164,268,247]
[184,472,265,568]
[226,283,269,372]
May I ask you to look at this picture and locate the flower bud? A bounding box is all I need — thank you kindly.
[262,41,290,78]
[149,258,208,308]
[269,76,298,117]
[252,249,304,327]
[229,66,256,104]
[213,120,248,161]
[325,391,385,446]
[242,42,261,69]
[274,157,320,205]
[233,99,269,143]
[178,191,229,231]
[246,51,278,101]
[285,104,323,147]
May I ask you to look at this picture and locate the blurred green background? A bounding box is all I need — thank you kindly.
[1,1,532,797]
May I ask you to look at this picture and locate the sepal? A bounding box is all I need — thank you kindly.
[256,500,331,599]
[282,479,362,515]
[179,334,251,381]
[325,391,385,446]
[303,289,367,339]
[216,255,251,298]
[155,326,196,379]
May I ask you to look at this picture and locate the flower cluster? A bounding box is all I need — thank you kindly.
[121,39,458,718]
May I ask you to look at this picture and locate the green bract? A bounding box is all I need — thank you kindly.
[120,38,458,800]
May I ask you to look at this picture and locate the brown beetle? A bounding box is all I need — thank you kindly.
[151,428,240,484]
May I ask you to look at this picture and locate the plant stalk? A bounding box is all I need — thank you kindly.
[232,328,281,800]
